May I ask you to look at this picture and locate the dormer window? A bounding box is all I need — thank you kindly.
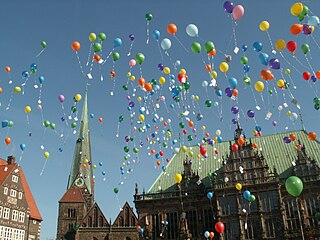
[12,175,18,183]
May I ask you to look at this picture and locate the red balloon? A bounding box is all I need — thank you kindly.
[159,151,164,156]
[286,41,297,53]
[232,143,239,151]
[215,222,225,234]
[215,149,219,154]
[183,129,187,135]
[177,73,186,83]
[303,71,310,80]
[200,146,207,156]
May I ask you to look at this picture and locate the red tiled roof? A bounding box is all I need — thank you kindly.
[0,163,15,185]
[59,186,85,203]
[0,158,7,166]
[19,166,43,221]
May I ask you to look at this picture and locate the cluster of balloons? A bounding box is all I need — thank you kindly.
[223,1,245,21]
[243,190,256,203]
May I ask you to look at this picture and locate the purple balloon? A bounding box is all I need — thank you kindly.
[232,118,238,124]
[269,58,280,70]
[58,95,65,103]
[225,87,232,97]
[158,63,164,71]
[272,121,277,126]
[125,136,130,142]
[223,1,234,13]
[302,24,312,35]
[283,136,291,144]
[247,110,255,118]
[129,101,135,108]
[129,34,135,41]
[231,106,239,114]
[311,75,317,82]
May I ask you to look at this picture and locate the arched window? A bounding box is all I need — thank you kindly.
[119,216,124,227]
[94,208,98,227]
[125,208,130,226]
[88,216,92,227]
[99,216,104,227]
[130,216,135,226]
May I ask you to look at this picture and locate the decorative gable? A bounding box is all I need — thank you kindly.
[113,202,138,227]
[82,202,109,228]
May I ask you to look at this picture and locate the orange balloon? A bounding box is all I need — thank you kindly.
[253,143,258,149]
[290,24,303,35]
[110,70,116,78]
[232,89,238,97]
[289,133,296,141]
[268,74,274,80]
[5,137,11,146]
[93,54,101,62]
[99,117,103,123]
[138,77,145,87]
[156,161,161,166]
[151,149,156,154]
[188,121,194,127]
[205,132,210,137]
[208,49,216,56]
[205,64,211,72]
[237,137,245,146]
[72,41,80,51]
[167,24,177,35]
[0,88,2,94]
[5,66,10,72]
[316,71,320,79]
[163,122,167,127]
[260,68,272,81]
[209,232,214,239]
[308,132,317,141]
[144,82,153,92]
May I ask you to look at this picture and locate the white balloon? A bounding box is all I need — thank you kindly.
[204,231,210,238]
[202,81,208,87]
[174,147,180,154]
[186,24,199,37]
[161,38,171,50]
[216,129,221,136]
[278,105,283,111]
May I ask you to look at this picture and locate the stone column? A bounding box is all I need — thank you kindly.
[237,196,245,240]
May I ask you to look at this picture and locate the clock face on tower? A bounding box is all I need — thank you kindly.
[75,178,84,187]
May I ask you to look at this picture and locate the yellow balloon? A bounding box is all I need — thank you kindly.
[180,69,186,75]
[44,151,50,158]
[188,151,194,157]
[89,33,96,42]
[139,114,145,121]
[254,81,265,93]
[252,130,257,135]
[290,2,303,16]
[259,21,270,31]
[122,162,126,167]
[285,69,291,75]
[131,76,136,81]
[159,76,166,85]
[210,71,217,79]
[311,26,315,32]
[14,86,21,93]
[201,126,206,131]
[74,94,82,102]
[163,67,170,75]
[167,131,172,138]
[127,72,132,77]
[174,173,182,184]
[236,183,242,191]
[93,164,97,169]
[137,96,142,102]
[287,110,292,116]
[219,62,229,73]
[275,39,286,51]
[181,146,188,153]
[194,95,199,102]
[24,106,31,113]
[277,79,285,88]
[213,136,218,143]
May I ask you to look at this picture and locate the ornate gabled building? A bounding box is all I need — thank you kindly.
[0,155,42,240]
[57,90,138,240]
[134,125,320,239]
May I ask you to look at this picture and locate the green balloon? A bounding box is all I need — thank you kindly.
[130,136,134,141]
[122,85,128,91]
[297,14,305,22]
[301,5,309,16]
[112,52,120,61]
[98,33,106,41]
[135,53,145,64]
[191,42,201,53]
[71,122,77,128]
[240,56,248,65]
[249,195,256,202]
[44,121,50,127]
[205,100,212,107]
[133,147,139,153]
[124,146,129,153]
[41,41,47,48]
[184,81,190,90]
[124,156,129,160]
[301,44,309,55]
[71,106,77,113]
[8,121,13,127]
[313,97,320,104]
[187,135,193,141]
[204,41,214,53]
[114,188,119,194]
[268,90,273,95]
[243,77,251,85]
[174,96,180,103]
[93,43,102,53]
[314,103,320,110]
[179,122,185,128]
[73,224,80,231]
[119,115,124,122]
[151,79,157,85]
[50,123,56,130]
[145,13,153,21]
[138,127,143,132]
[162,142,167,148]
[285,176,303,197]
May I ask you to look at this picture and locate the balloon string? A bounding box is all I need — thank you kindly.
[292,55,309,69]
[86,43,93,66]
[61,103,68,126]
[279,52,302,75]
[36,48,45,58]
[88,57,95,75]
[40,157,49,176]
[232,21,238,50]
[249,86,259,109]
[111,62,116,96]
[157,41,164,61]
[116,122,120,138]
[102,48,115,65]
[304,55,316,75]
[174,35,189,53]
[266,31,275,53]
[6,91,14,110]
[127,41,134,56]
[296,198,305,240]
[311,34,320,51]
[21,76,31,95]
[287,73,297,89]
[146,21,150,44]
[75,51,86,77]
[18,151,24,164]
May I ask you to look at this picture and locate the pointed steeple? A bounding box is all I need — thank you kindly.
[67,89,94,196]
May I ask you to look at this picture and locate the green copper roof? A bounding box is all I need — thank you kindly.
[148,130,320,194]
[67,90,94,194]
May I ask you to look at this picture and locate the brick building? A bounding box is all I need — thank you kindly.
[56,90,138,240]
[134,125,320,239]
[0,155,42,240]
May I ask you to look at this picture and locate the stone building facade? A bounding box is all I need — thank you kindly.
[0,156,42,240]
[134,126,320,239]
[56,91,138,240]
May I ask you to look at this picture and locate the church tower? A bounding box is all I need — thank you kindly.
[57,90,94,240]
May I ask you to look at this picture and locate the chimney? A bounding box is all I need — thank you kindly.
[7,156,15,165]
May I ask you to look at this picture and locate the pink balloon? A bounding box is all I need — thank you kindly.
[232,5,244,21]
[58,95,65,103]
[37,104,42,110]
[129,59,136,67]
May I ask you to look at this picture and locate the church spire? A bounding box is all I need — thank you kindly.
[67,89,94,196]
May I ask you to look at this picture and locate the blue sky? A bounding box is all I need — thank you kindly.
[1,0,320,239]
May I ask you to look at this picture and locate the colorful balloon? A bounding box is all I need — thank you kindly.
[186,24,198,37]
[232,5,244,21]
[285,176,303,197]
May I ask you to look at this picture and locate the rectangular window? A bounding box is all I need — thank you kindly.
[3,208,10,219]
[0,206,3,218]
[11,175,18,183]
[12,210,18,221]
[18,192,23,200]
[4,187,8,195]
[19,212,25,223]
[10,189,16,198]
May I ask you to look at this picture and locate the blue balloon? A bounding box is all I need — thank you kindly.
[217,136,223,143]
[152,30,160,40]
[258,52,269,66]
[228,77,238,89]
[59,147,63,152]
[243,65,250,73]
[90,113,94,118]
[139,228,144,234]
[99,162,103,166]
[20,144,26,151]
[225,87,232,97]
[253,41,263,52]
[38,76,45,84]
[30,63,37,71]
[155,153,160,159]
[146,124,151,129]
[114,38,122,47]
[2,120,8,128]
[162,166,166,172]
[207,192,213,199]
[242,44,248,52]
[171,87,180,97]
[170,104,174,108]
[22,71,30,78]
[308,16,320,27]
[243,190,251,200]
[255,125,262,132]
[102,171,106,175]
